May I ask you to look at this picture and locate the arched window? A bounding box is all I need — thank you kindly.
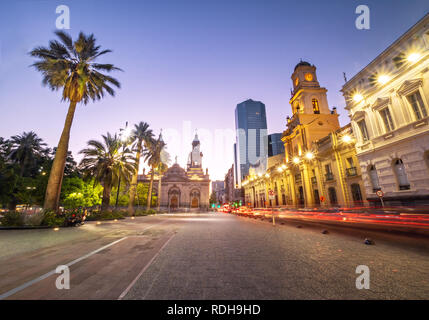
[393,159,410,190]
[312,99,320,114]
[328,187,338,205]
[368,165,380,192]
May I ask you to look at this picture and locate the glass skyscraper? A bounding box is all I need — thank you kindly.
[268,133,285,157]
[234,99,268,186]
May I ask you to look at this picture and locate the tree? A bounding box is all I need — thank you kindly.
[210,191,217,205]
[144,136,167,210]
[30,31,122,211]
[79,133,135,210]
[156,154,170,211]
[8,131,47,177]
[127,122,154,215]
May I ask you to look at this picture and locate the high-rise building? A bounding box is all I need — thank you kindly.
[268,133,285,157]
[211,180,225,203]
[235,99,268,186]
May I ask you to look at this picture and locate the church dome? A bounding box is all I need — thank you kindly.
[294,61,312,71]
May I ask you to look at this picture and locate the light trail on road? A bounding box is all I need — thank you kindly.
[230,206,429,229]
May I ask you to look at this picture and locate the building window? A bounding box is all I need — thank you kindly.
[368,165,380,192]
[407,91,427,120]
[380,107,395,132]
[282,194,286,205]
[312,99,320,114]
[357,119,369,141]
[325,164,334,181]
[393,159,410,190]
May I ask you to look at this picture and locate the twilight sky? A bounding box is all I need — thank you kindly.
[1,0,428,180]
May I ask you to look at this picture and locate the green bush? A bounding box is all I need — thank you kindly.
[0,211,25,226]
[146,209,157,215]
[86,210,125,221]
[134,209,149,216]
[24,211,45,226]
[41,210,65,227]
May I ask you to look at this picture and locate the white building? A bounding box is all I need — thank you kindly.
[341,13,429,206]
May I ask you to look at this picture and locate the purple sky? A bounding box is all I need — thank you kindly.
[1,0,428,180]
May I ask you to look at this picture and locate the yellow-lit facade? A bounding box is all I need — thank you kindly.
[243,62,367,207]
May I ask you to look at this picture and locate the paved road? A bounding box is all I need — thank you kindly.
[0,213,428,299]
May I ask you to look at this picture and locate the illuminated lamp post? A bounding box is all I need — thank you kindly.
[115,121,131,209]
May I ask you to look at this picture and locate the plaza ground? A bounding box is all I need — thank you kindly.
[0,213,428,299]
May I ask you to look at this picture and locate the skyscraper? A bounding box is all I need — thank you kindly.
[268,133,285,157]
[234,99,268,186]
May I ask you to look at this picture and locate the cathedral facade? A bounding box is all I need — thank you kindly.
[138,134,210,211]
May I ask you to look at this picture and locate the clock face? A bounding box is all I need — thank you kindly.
[305,73,313,81]
[295,77,299,86]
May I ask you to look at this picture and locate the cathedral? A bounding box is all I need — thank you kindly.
[138,133,210,211]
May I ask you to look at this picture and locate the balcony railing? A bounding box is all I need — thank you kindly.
[311,176,317,184]
[325,172,334,181]
[346,167,358,177]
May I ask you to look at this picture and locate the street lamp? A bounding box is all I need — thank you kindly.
[26,186,36,210]
[342,134,352,143]
[407,52,421,63]
[293,156,300,164]
[377,74,390,85]
[353,93,363,103]
[305,151,314,160]
[115,121,130,209]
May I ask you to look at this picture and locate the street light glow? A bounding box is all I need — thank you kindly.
[293,156,300,164]
[407,52,421,63]
[265,173,270,178]
[353,93,363,103]
[277,167,283,172]
[377,74,390,85]
[342,134,352,143]
[305,151,314,160]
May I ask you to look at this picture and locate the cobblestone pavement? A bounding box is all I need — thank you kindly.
[1,213,428,299]
[124,213,429,300]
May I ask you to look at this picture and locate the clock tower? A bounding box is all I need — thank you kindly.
[282,61,340,206]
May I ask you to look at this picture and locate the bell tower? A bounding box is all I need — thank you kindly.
[290,61,332,115]
[283,61,340,161]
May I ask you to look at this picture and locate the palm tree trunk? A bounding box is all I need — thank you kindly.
[157,175,162,211]
[127,145,141,216]
[43,101,77,212]
[146,170,154,210]
[101,178,112,211]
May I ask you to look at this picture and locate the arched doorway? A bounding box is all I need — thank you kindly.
[298,186,304,206]
[168,187,181,210]
[190,189,200,208]
[328,187,338,205]
[170,195,178,208]
[313,189,320,205]
[351,183,363,205]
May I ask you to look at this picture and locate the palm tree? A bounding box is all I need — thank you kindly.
[144,136,167,210]
[156,156,170,211]
[127,122,154,216]
[79,133,135,210]
[8,131,47,177]
[30,31,122,211]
